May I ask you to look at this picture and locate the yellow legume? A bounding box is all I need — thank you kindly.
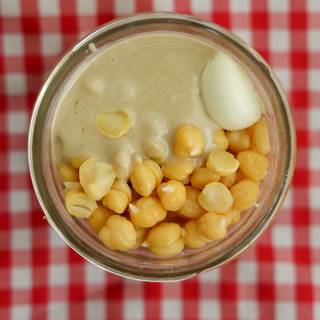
[130,162,156,196]
[143,159,163,186]
[178,186,206,219]
[65,190,97,218]
[70,156,87,169]
[197,212,228,240]
[161,159,195,181]
[157,180,186,211]
[59,165,79,182]
[252,117,270,154]
[226,129,250,153]
[220,172,237,188]
[213,129,229,150]
[183,220,211,248]
[206,150,239,176]
[190,167,220,190]
[88,206,114,233]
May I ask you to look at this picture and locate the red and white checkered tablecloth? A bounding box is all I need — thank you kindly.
[0,0,319,319]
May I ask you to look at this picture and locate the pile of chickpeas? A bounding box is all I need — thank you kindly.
[59,117,270,257]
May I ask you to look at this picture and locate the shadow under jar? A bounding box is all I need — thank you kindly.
[28,13,296,281]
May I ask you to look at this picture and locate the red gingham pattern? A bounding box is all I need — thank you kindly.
[1,1,319,319]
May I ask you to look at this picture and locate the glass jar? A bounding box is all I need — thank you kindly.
[28,12,296,281]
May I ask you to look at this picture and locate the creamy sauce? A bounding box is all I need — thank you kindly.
[52,33,220,165]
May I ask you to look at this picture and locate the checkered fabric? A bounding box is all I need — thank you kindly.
[0,0,319,319]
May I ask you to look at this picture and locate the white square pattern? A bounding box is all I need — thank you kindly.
[275,263,295,284]
[310,226,320,248]
[190,0,212,13]
[308,0,320,12]
[268,0,289,12]
[283,188,293,209]
[9,190,30,214]
[238,301,258,320]
[310,187,320,209]
[308,30,320,51]
[276,302,296,320]
[9,151,28,173]
[8,111,28,134]
[49,264,69,286]
[272,225,293,248]
[310,148,320,169]
[124,299,144,320]
[41,34,62,55]
[3,34,24,56]
[154,0,174,11]
[11,305,31,320]
[230,0,250,12]
[274,68,291,91]
[308,69,320,91]
[11,229,31,250]
[237,261,257,283]
[0,0,21,16]
[162,299,181,320]
[234,30,252,45]
[115,0,135,14]
[308,108,320,130]
[48,302,68,320]
[200,300,220,320]
[11,267,32,289]
[311,264,320,286]
[77,0,96,14]
[85,263,106,284]
[199,269,220,283]
[5,74,26,95]
[38,0,59,15]
[85,300,106,320]
[269,29,290,52]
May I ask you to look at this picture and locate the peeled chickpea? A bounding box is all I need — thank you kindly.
[144,137,168,164]
[237,150,268,181]
[197,212,228,240]
[230,179,260,211]
[79,158,116,200]
[222,208,241,226]
[198,182,233,213]
[64,181,82,192]
[70,156,87,169]
[111,179,132,201]
[134,227,148,248]
[146,222,184,257]
[130,162,156,196]
[157,180,186,211]
[226,129,250,153]
[173,124,205,158]
[183,220,210,248]
[161,159,195,181]
[129,196,167,228]
[181,176,191,185]
[220,172,237,187]
[252,117,270,154]
[98,215,136,251]
[65,190,97,218]
[190,167,220,190]
[59,165,79,182]
[178,186,205,219]
[213,129,229,150]
[113,146,133,180]
[88,206,114,233]
[206,150,239,176]
[143,159,163,186]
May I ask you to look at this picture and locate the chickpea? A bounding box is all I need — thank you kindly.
[129,196,167,228]
[134,227,148,248]
[178,186,205,219]
[144,137,168,164]
[183,220,211,249]
[206,150,239,176]
[130,162,156,196]
[88,206,114,233]
[157,180,186,211]
[190,167,220,190]
[237,150,268,181]
[161,159,195,181]
[220,172,237,188]
[146,222,184,257]
[102,189,129,214]
[230,179,260,211]
[213,129,229,150]
[64,181,82,192]
[181,176,191,185]
[70,156,87,169]
[252,117,270,154]
[111,179,132,202]
[59,165,79,182]
[65,190,97,218]
[98,215,136,251]
[143,159,163,186]
[223,208,241,226]
[197,212,228,240]
[226,129,250,153]
[79,158,116,200]
[113,146,133,180]
[173,124,205,158]
[198,182,233,213]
